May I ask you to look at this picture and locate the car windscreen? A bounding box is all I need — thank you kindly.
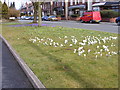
[49,16,56,18]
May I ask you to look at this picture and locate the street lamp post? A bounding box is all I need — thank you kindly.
[87,0,92,11]
[65,0,68,20]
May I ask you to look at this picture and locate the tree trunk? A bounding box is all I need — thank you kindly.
[33,11,37,23]
[33,2,38,23]
[38,2,42,26]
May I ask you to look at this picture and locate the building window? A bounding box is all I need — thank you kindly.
[70,0,73,5]
[75,0,77,5]
[82,0,85,4]
[62,0,64,6]
[95,0,100,2]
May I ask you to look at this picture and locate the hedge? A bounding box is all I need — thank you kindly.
[100,10,118,18]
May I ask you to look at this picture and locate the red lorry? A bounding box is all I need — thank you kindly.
[79,11,101,23]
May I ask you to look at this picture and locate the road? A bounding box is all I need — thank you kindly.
[1,38,33,88]
[18,20,119,34]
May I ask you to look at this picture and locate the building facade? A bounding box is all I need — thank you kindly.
[20,0,119,19]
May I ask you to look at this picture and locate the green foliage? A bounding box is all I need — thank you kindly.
[2,2,8,19]
[71,14,79,17]
[57,14,65,17]
[100,10,118,18]
[0,1,2,19]
[9,2,15,9]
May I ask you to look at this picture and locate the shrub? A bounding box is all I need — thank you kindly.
[2,2,9,19]
[8,8,20,18]
[100,10,118,18]
[70,14,79,18]
[57,15,65,17]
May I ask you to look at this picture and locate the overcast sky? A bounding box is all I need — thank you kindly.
[1,0,31,9]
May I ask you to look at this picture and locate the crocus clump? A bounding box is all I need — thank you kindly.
[29,34,118,60]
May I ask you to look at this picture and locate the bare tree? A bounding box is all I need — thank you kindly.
[32,2,38,23]
[31,0,52,26]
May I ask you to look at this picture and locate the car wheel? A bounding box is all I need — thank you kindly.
[89,20,93,23]
[117,22,120,26]
[80,20,83,23]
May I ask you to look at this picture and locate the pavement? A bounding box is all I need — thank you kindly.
[1,38,33,88]
[18,20,119,34]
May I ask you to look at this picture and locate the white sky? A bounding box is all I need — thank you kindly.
[1,0,31,9]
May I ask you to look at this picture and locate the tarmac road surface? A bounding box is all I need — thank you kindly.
[1,38,33,88]
[18,20,119,34]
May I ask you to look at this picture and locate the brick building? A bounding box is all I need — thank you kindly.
[20,2,33,16]
[20,0,119,19]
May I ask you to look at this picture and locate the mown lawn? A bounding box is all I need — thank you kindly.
[2,23,118,88]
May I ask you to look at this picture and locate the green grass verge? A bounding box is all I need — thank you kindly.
[2,24,118,88]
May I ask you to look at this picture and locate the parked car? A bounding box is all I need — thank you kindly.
[20,16,31,20]
[17,17,21,19]
[30,16,34,20]
[79,11,101,23]
[48,15,58,21]
[20,16,26,20]
[24,16,31,20]
[30,16,39,20]
[42,16,49,21]
[115,17,120,25]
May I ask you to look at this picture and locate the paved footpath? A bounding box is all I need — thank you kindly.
[1,38,33,88]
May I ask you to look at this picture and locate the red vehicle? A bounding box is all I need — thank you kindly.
[79,11,101,23]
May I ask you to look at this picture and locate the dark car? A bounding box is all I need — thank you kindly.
[115,17,120,25]
[30,16,38,20]
[42,16,49,21]
[30,16,34,20]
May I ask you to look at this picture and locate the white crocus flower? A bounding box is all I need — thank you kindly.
[64,40,68,44]
[84,54,86,57]
[50,39,53,42]
[69,44,73,47]
[83,39,87,43]
[60,44,64,47]
[102,39,106,43]
[50,43,52,46]
[78,47,83,51]
[53,42,56,46]
[41,39,44,41]
[64,36,67,38]
[112,37,117,40]
[95,55,98,59]
[97,46,99,49]
[100,49,103,52]
[56,43,59,46]
[44,42,48,45]
[97,52,100,54]
[74,49,77,53]
[88,49,91,53]
[59,37,61,39]
[32,39,36,43]
[78,51,81,56]
[79,42,86,46]
[74,39,78,44]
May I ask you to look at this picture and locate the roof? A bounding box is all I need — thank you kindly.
[68,5,85,10]
[92,2,119,7]
[92,2,106,6]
